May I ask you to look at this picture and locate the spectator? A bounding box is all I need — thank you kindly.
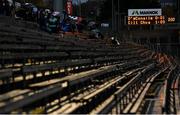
[5,0,11,16]
[89,28,104,39]
[32,6,38,21]
[62,10,68,20]
[61,18,71,32]
[47,14,58,33]
[111,37,120,45]
[88,20,96,30]
[38,9,46,30]
[41,9,51,31]
[0,0,10,16]
[76,22,83,33]
[1,1,105,39]
[10,1,15,17]
[0,0,4,15]
[70,19,77,33]
[76,19,85,33]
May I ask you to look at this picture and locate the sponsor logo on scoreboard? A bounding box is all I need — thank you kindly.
[128,9,162,16]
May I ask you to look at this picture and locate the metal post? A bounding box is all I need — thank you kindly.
[53,0,64,12]
[116,102,119,114]
[79,0,81,16]
[112,0,114,32]
[118,0,120,32]
[176,0,180,22]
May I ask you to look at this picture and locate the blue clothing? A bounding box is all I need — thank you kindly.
[61,20,71,32]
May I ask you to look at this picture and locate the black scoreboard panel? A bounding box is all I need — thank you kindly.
[127,16,175,25]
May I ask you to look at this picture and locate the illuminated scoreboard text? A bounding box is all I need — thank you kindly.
[127,16,175,25]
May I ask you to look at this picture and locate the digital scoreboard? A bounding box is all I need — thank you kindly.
[127,16,175,25]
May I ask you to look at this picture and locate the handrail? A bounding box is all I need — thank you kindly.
[162,65,179,114]
[97,63,155,114]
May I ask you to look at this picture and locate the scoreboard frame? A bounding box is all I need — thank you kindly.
[126,16,175,25]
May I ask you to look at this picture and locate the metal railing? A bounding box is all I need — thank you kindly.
[162,65,179,114]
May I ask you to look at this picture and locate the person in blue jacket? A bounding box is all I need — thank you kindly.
[61,18,71,32]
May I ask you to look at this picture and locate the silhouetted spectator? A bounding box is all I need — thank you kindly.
[32,6,38,21]
[38,9,45,30]
[0,0,4,15]
[4,0,11,16]
[10,2,15,17]
[0,0,10,16]
[111,37,120,45]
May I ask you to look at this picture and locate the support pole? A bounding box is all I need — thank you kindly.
[53,0,64,12]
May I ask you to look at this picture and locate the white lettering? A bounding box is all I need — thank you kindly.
[128,9,162,16]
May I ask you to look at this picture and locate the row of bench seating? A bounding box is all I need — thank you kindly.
[0,59,154,114]
[0,17,157,113]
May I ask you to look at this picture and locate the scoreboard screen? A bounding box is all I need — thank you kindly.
[127,16,175,25]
